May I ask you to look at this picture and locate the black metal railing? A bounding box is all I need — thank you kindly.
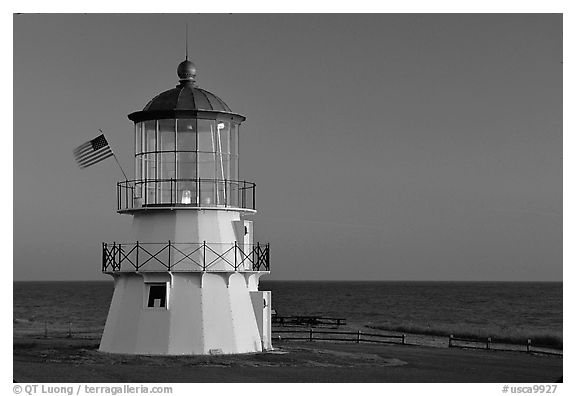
[102,241,270,273]
[116,178,256,212]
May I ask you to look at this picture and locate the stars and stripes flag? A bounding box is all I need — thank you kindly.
[73,133,114,168]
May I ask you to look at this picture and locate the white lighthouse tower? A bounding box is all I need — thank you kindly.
[99,58,272,355]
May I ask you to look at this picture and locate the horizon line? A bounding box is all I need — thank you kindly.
[12,279,563,283]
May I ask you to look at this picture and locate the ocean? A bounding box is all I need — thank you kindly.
[13,281,562,348]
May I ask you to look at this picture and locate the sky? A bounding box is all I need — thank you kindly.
[13,13,562,281]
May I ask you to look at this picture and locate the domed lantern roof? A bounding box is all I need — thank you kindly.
[128,60,245,123]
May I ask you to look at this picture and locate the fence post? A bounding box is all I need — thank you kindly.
[356,330,361,344]
[527,338,531,353]
[136,241,139,271]
[266,243,270,271]
[112,242,116,269]
[203,241,206,271]
[234,241,238,270]
[102,243,106,272]
[449,334,453,348]
[309,328,313,342]
[402,334,406,345]
[67,322,72,338]
[486,337,491,350]
[256,242,260,271]
[167,240,171,270]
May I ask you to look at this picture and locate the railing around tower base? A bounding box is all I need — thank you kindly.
[102,241,270,273]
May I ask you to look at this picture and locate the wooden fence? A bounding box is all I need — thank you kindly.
[273,330,561,355]
[272,328,406,345]
[448,334,561,355]
[20,323,562,356]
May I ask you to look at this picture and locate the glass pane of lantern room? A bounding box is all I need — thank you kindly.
[229,123,238,180]
[158,120,176,204]
[197,152,216,179]
[177,152,197,205]
[135,122,143,154]
[176,119,196,152]
[135,123,143,181]
[198,152,216,205]
[215,120,230,183]
[159,153,175,203]
[144,121,156,153]
[159,120,176,152]
[176,119,197,205]
[216,120,230,155]
[143,153,156,204]
[199,178,216,206]
[197,119,217,205]
[197,119,216,154]
[143,121,157,204]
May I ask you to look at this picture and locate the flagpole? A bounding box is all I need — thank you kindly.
[99,129,129,183]
[112,153,129,182]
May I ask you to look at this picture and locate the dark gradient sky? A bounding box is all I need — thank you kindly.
[13,14,562,281]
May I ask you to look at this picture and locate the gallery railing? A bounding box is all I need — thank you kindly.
[117,178,256,212]
[102,241,270,273]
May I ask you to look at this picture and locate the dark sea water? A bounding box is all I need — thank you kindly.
[13,281,562,347]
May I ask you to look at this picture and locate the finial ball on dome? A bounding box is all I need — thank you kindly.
[177,60,197,82]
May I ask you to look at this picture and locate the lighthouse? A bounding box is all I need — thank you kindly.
[99,58,272,355]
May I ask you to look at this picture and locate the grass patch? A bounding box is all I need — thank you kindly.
[13,342,37,350]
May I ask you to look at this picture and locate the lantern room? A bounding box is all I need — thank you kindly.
[118,60,254,212]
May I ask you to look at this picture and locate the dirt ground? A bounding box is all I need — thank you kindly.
[13,336,562,383]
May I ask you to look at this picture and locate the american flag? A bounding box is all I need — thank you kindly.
[73,134,114,168]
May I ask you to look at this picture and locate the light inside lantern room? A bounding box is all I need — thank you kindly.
[181,190,192,204]
[134,118,239,206]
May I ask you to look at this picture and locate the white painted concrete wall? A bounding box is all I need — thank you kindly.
[99,273,145,354]
[250,290,273,351]
[101,208,269,355]
[228,273,263,353]
[167,273,204,354]
[131,210,248,271]
[99,271,266,355]
[132,210,242,244]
